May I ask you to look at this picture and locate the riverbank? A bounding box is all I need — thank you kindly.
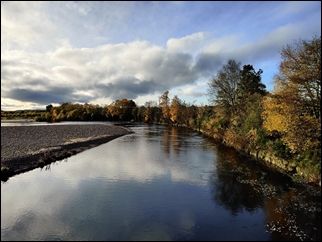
[167,123,321,186]
[1,124,133,180]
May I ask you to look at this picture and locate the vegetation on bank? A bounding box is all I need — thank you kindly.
[1,110,46,120]
[3,37,320,184]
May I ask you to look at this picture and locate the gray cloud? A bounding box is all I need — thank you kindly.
[6,87,80,105]
[96,78,164,100]
[1,7,320,110]
[1,41,203,107]
[235,18,321,63]
[194,53,223,76]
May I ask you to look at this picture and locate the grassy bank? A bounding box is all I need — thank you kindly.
[188,125,321,186]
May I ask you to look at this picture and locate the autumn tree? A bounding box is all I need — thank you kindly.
[170,95,183,124]
[107,99,137,121]
[277,36,321,120]
[159,90,171,123]
[263,36,321,156]
[262,95,289,134]
[143,101,153,123]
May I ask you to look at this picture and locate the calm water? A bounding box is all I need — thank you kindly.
[1,124,321,241]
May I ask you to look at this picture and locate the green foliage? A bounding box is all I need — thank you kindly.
[33,103,110,122]
[46,104,53,112]
[209,59,241,114]
[295,150,321,183]
[238,64,266,98]
[271,139,292,160]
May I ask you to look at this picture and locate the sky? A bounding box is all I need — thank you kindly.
[1,1,321,110]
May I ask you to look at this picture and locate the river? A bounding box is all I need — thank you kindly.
[1,124,321,241]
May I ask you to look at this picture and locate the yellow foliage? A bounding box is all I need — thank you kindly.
[282,114,320,152]
[223,128,246,151]
[262,96,289,133]
[246,128,258,149]
[170,96,183,124]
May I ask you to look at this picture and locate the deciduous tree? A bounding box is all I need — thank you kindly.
[159,90,171,123]
[209,59,241,115]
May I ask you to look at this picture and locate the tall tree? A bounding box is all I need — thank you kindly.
[170,95,183,124]
[208,59,241,114]
[107,99,136,121]
[237,64,266,98]
[235,64,267,133]
[159,90,171,122]
[144,101,153,123]
[277,36,321,120]
[46,104,53,112]
[263,36,321,154]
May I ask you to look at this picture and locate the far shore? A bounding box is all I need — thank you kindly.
[1,124,133,181]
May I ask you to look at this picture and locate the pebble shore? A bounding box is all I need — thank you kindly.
[1,124,132,180]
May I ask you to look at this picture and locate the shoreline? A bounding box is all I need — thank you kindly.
[1,124,133,181]
[161,123,321,187]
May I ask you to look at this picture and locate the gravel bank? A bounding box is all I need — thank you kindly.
[1,124,132,180]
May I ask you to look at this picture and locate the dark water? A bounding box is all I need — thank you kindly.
[1,124,321,241]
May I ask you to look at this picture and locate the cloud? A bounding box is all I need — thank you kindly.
[202,35,240,54]
[167,32,206,53]
[6,87,81,105]
[65,1,92,16]
[194,14,321,78]
[175,80,208,98]
[96,78,163,100]
[0,98,45,111]
[1,41,201,108]
[194,53,224,76]
[1,2,62,52]
[234,17,321,63]
[2,17,320,109]
[1,2,320,110]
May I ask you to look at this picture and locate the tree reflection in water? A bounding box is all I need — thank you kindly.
[161,126,192,159]
[1,124,320,241]
[210,144,264,215]
[208,140,321,241]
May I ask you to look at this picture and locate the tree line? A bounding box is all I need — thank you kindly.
[1,109,46,120]
[35,36,320,183]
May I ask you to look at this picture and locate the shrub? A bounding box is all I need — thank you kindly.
[272,139,292,160]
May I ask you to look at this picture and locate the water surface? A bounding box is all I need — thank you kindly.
[1,124,320,240]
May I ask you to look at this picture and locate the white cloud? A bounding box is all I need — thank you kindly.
[65,1,92,16]
[175,80,208,98]
[1,2,62,52]
[167,32,207,53]
[202,35,240,54]
[1,40,200,109]
[1,97,44,111]
[89,97,113,106]
[134,92,162,106]
[1,2,320,110]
